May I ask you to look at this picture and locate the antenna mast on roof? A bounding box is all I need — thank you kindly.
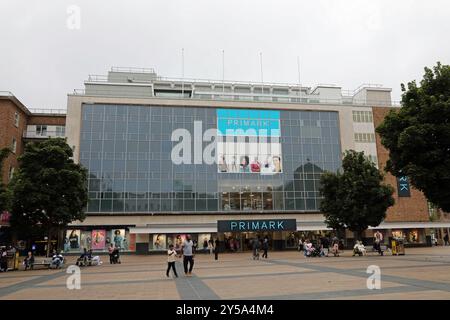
[181,48,185,97]
[222,49,225,93]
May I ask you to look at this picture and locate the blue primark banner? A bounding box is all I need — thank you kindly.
[217,109,280,137]
[217,219,296,232]
[397,176,411,197]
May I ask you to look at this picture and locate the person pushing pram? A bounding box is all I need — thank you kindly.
[252,238,261,260]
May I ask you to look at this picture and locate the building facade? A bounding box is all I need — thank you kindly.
[0,92,66,240]
[61,67,449,253]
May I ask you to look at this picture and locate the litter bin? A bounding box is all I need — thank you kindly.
[6,251,19,271]
[391,238,405,256]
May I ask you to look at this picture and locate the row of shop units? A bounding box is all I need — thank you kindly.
[56,220,450,255]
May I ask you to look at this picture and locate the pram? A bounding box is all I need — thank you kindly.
[252,248,260,260]
[305,245,322,257]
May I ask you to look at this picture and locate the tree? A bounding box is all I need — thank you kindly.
[319,150,395,240]
[0,148,11,213]
[8,138,88,256]
[376,62,450,211]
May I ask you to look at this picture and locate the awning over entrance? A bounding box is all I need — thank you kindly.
[129,224,217,234]
[128,221,450,234]
[370,222,450,230]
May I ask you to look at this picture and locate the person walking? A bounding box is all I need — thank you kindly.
[208,239,214,255]
[262,237,269,259]
[444,233,449,246]
[182,235,195,276]
[321,236,330,257]
[108,244,114,264]
[252,238,261,260]
[374,230,384,255]
[298,238,303,252]
[214,239,220,260]
[166,244,178,278]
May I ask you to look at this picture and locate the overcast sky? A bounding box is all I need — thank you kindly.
[1,0,449,110]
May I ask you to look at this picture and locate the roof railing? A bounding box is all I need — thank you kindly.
[28,108,67,115]
[72,88,400,107]
[111,67,156,74]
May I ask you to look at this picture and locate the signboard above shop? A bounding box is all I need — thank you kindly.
[397,176,411,197]
[217,219,296,232]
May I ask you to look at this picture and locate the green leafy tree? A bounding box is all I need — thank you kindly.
[319,150,395,240]
[0,147,11,213]
[377,62,450,211]
[8,138,88,256]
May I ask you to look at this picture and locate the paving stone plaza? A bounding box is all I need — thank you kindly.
[1,246,450,300]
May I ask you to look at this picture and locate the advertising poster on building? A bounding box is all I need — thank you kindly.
[66,230,80,251]
[112,229,126,249]
[152,234,166,250]
[91,229,106,250]
[80,230,92,250]
[174,234,186,251]
[198,233,212,250]
[217,109,282,174]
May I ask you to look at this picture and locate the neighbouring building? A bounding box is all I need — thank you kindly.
[0,91,66,245]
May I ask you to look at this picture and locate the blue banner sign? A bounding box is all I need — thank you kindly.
[217,219,296,232]
[397,176,411,197]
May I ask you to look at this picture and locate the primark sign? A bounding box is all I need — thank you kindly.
[217,219,297,232]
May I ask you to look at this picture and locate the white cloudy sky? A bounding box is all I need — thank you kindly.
[0,0,449,109]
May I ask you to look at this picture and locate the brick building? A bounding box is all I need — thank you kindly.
[0,91,66,232]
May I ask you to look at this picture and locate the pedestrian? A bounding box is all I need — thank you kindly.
[298,238,303,252]
[444,233,449,246]
[166,244,178,278]
[262,237,269,259]
[108,244,114,264]
[252,238,260,260]
[214,239,220,260]
[0,247,8,272]
[208,239,214,255]
[321,236,330,257]
[23,251,35,270]
[374,230,384,255]
[182,235,195,276]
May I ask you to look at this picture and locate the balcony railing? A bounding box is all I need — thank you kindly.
[23,131,66,139]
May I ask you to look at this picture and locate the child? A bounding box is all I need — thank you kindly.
[166,244,178,278]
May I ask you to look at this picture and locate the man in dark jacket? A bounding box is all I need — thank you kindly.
[214,239,220,260]
[262,237,269,259]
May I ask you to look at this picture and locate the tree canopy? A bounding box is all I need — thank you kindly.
[376,62,450,211]
[8,138,88,254]
[319,150,395,238]
[0,148,11,213]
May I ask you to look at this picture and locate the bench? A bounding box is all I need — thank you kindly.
[25,257,65,270]
[25,257,52,270]
[353,245,389,256]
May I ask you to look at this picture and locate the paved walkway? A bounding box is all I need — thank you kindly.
[1,247,450,300]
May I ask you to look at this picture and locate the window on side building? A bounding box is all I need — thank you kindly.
[14,112,20,127]
[12,137,17,153]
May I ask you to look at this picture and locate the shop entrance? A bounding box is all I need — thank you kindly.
[223,231,274,252]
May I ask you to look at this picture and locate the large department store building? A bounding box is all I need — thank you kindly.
[64,67,450,254]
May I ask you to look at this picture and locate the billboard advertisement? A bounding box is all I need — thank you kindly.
[217,109,282,174]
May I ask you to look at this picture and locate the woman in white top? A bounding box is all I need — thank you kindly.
[166,244,178,278]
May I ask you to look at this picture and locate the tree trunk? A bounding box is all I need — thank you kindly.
[46,228,52,257]
[57,227,64,253]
